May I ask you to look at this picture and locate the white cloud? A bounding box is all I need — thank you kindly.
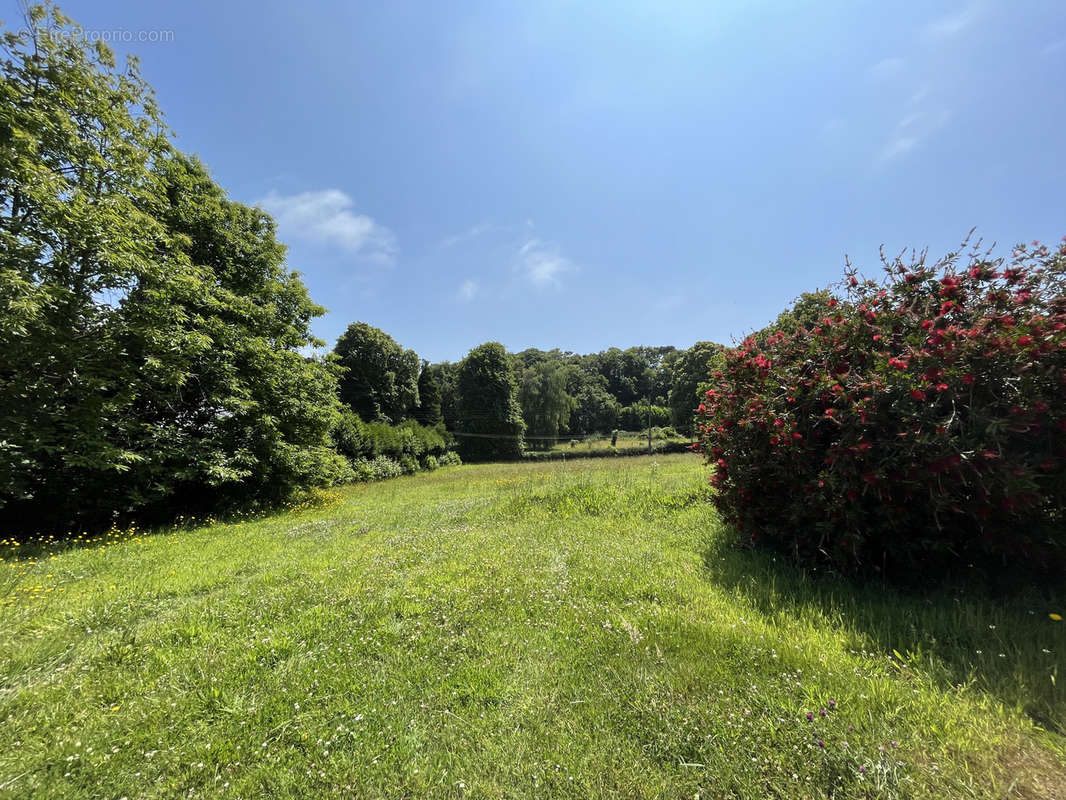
[923,3,982,40]
[869,57,904,80]
[876,109,951,165]
[514,237,573,287]
[877,135,920,163]
[258,189,395,262]
[458,279,478,301]
[1042,38,1066,57]
[908,84,932,106]
[438,223,493,250]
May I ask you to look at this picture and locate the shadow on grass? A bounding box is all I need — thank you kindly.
[701,530,1066,736]
[0,486,346,564]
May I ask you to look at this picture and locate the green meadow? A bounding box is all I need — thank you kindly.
[546,433,690,454]
[1,455,1063,799]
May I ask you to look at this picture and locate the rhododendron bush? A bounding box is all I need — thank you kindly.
[697,238,1066,575]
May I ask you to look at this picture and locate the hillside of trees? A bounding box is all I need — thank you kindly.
[330,321,724,461]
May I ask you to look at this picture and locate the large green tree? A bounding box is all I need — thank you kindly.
[588,346,675,406]
[424,361,460,430]
[0,4,169,527]
[519,360,574,450]
[667,341,723,435]
[569,380,621,435]
[143,153,347,511]
[0,5,346,530]
[456,342,525,461]
[414,360,444,427]
[333,322,420,423]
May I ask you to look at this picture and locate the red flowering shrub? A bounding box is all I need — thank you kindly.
[697,238,1066,576]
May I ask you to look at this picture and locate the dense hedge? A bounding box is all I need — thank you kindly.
[346,450,462,482]
[331,411,457,481]
[697,240,1066,577]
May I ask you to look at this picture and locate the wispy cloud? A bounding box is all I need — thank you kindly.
[877,135,920,163]
[457,279,478,301]
[923,3,983,40]
[908,85,932,106]
[869,57,904,80]
[439,220,576,291]
[1042,38,1066,57]
[514,237,574,288]
[876,109,951,165]
[258,189,396,262]
[438,223,493,250]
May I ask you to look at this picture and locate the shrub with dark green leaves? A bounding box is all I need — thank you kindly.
[331,409,370,462]
[364,422,402,458]
[330,412,451,481]
[350,455,404,482]
[697,239,1066,576]
[395,419,448,460]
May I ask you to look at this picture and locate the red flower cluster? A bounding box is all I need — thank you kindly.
[696,238,1066,576]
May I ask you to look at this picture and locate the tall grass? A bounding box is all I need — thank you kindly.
[0,455,1062,798]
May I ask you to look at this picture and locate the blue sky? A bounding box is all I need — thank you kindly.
[7,0,1066,361]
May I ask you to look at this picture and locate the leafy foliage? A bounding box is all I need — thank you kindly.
[0,7,346,531]
[332,410,447,462]
[333,322,420,423]
[589,346,675,406]
[697,239,1066,576]
[424,362,460,430]
[754,290,840,347]
[415,360,444,426]
[423,344,719,442]
[437,451,462,467]
[349,455,406,482]
[456,342,525,461]
[519,360,574,450]
[667,341,723,435]
[618,402,672,432]
[569,380,621,435]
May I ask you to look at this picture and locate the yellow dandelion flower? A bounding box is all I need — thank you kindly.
[1051,613,1063,621]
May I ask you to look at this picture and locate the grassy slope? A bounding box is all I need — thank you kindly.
[1,455,1063,799]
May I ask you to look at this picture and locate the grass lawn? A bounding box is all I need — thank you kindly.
[1,454,1064,798]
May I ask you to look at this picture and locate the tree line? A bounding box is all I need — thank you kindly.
[332,324,723,460]
[0,6,722,534]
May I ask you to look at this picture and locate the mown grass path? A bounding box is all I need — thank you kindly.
[1,455,1063,798]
